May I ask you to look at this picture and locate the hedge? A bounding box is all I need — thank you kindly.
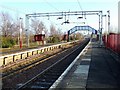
[2,37,16,48]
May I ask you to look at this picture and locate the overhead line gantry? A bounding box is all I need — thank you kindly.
[25,10,103,47]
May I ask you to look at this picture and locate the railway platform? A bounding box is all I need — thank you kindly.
[54,39,120,89]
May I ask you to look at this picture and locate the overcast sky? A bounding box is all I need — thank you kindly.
[0,0,119,33]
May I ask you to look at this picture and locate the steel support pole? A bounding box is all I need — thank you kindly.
[105,15,107,46]
[25,15,29,47]
[118,2,120,34]
[107,10,110,48]
[99,14,101,43]
[100,11,103,46]
[67,31,70,42]
[107,10,110,35]
[19,17,23,49]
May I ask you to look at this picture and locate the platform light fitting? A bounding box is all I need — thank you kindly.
[57,17,63,20]
[77,16,83,19]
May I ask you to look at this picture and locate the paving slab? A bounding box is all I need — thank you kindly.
[86,42,120,89]
[53,40,120,90]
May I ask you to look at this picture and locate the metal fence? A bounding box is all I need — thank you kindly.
[103,33,120,55]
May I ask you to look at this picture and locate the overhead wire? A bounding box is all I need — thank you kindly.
[77,0,83,11]
[0,5,26,14]
[43,0,59,11]
[42,0,65,31]
[76,0,89,25]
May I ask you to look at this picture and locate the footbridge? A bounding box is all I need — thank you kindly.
[67,25,98,41]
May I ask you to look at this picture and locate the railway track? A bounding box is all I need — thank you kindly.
[2,41,80,89]
[1,48,64,80]
[17,39,90,90]
[1,41,76,80]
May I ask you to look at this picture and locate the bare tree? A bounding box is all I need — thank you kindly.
[0,12,21,38]
[50,24,58,36]
[75,32,84,40]
[31,18,48,36]
[57,28,63,36]
[0,12,14,37]
[50,24,63,36]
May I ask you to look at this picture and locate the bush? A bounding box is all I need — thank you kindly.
[70,36,74,41]
[2,37,16,48]
[48,35,60,43]
[52,36,60,43]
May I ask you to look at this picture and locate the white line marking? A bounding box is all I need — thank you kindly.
[49,41,91,90]
[82,58,91,61]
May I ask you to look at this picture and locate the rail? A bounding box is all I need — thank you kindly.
[17,39,90,89]
[0,41,79,67]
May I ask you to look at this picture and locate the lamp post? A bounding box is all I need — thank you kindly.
[25,15,29,47]
[107,10,110,35]
[107,10,110,47]
[100,11,103,46]
[19,17,23,49]
[102,15,107,45]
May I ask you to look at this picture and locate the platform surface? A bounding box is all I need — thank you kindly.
[55,40,120,89]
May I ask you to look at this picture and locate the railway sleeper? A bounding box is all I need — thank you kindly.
[30,85,49,89]
[25,79,55,89]
[47,69,64,73]
[31,81,54,88]
[38,78,55,82]
[46,72,62,76]
[31,83,51,88]
[33,82,51,87]
[35,81,52,85]
[40,75,59,80]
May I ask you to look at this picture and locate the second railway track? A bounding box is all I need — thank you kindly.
[2,39,89,89]
[17,39,90,90]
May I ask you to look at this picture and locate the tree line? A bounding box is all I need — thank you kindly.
[0,12,64,48]
[0,12,83,48]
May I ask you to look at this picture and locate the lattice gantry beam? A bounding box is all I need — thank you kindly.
[25,10,103,46]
